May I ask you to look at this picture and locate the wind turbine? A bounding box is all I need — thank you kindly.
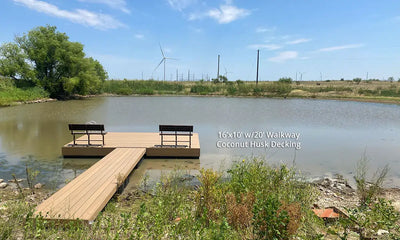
[154,44,176,81]
[224,67,233,80]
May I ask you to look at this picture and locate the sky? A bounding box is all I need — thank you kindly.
[1,0,400,81]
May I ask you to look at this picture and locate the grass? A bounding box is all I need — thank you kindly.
[4,77,400,106]
[101,79,400,104]
[0,77,49,106]
[1,158,399,239]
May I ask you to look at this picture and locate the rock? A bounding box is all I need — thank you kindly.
[377,229,389,236]
[9,178,24,183]
[0,179,3,183]
[0,182,8,188]
[34,183,43,189]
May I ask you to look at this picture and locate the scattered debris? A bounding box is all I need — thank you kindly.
[34,183,43,189]
[313,208,339,219]
[0,182,8,188]
[377,229,389,236]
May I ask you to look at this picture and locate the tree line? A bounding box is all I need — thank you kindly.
[0,25,107,99]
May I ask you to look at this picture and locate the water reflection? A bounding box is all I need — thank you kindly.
[125,158,200,191]
[0,97,400,187]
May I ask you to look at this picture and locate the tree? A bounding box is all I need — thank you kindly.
[278,77,293,84]
[0,42,36,86]
[0,25,107,98]
[353,78,362,84]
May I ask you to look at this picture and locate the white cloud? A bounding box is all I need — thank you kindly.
[268,51,298,63]
[248,44,282,51]
[134,34,144,39]
[78,0,130,13]
[318,44,364,52]
[207,3,250,24]
[167,0,197,11]
[286,38,311,45]
[13,0,125,30]
[256,26,276,33]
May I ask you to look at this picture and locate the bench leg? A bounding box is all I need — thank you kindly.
[102,134,105,146]
[73,134,76,145]
[88,134,90,145]
[161,134,164,147]
[189,135,191,148]
[175,131,177,148]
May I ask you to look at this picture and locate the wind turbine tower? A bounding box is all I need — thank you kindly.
[154,44,175,81]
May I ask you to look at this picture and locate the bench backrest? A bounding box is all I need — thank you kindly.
[159,125,193,132]
[69,124,105,131]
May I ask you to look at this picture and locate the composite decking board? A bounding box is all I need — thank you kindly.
[63,132,200,149]
[35,148,130,218]
[35,149,126,214]
[34,148,145,221]
[54,149,135,219]
[37,131,200,222]
[72,149,144,219]
[80,149,145,221]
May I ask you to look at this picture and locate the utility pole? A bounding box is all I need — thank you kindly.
[217,54,220,80]
[320,72,322,81]
[176,69,178,81]
[256,49,260,85]
[295,72,297,81]
[366,72,369,81]
[188,70,190,81]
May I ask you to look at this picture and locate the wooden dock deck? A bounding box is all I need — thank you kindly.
[35,131,200,222]
[61,132,200,158]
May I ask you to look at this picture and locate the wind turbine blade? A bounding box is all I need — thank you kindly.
[154,58,164,72]
[159,44,165,58]
[165,57,178,60]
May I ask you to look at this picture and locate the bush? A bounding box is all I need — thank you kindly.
[278,77,293,84]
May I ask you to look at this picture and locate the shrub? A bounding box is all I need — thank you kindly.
[278,77,293,84]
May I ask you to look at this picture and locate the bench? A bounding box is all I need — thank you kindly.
[69,124,107,146]
[159,125,193,148]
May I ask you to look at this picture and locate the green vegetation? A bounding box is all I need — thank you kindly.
[1,158,399,239]
[328,158,399,239]
[0,77,49,106]
[0,25,107,99]
[103,79,184,95]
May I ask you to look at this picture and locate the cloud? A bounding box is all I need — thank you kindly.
[286,38,311,45]
[207,3,251,24]
[256,26,276,33]
[78,0,130,13]
[189,1,251,24]
[167,0,197,11]
[134,34,144,39]
[13,0,125,30]
[248,44,282,51]
[317,44,364,52]
[268,51,298,63]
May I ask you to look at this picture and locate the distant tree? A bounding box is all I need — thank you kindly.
[388,76,394,82]
[0,25,107,98]
[219,75,228,83]
[353,78,362,84]
[212,78,220,84]
[278,77,293,84]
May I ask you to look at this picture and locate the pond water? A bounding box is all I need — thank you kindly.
[1,96,400,189]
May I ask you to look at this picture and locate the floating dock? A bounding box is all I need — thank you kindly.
[34,132,200,222]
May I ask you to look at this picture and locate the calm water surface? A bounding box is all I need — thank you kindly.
[1,96,400,188]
